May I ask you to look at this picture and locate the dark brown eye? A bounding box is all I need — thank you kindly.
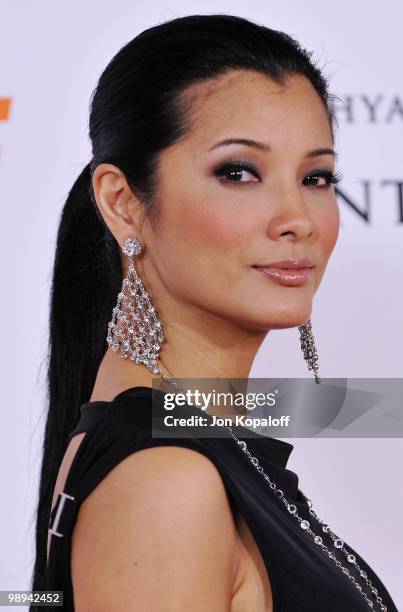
[214,160,261,183]
[303,170,343,188]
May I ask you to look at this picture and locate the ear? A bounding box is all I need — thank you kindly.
[92,163,145,245]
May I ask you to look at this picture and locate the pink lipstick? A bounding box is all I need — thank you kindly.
[253,260,314,287]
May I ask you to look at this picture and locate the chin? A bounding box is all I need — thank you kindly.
[246,301,313,329]
[231,309,311,333]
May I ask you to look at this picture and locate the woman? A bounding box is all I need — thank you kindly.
[31,14,398,611]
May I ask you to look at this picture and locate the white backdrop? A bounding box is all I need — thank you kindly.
[1,0,402,607]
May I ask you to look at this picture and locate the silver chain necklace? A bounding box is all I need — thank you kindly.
[156,371,387,611]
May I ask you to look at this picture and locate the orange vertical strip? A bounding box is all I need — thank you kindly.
[0,98,13,121]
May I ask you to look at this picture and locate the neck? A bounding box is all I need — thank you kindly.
[92,305,269,407]
[158,305,268,381]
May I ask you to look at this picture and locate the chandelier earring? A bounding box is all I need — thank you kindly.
[107,236,170,379]
[298,319,321,384]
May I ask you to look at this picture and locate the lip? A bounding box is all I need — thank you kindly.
[253,260,314,287]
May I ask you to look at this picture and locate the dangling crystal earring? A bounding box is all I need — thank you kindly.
[106,236,165,375]
[298,319,322,384]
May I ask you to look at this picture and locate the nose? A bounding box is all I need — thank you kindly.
[265,186,316,242]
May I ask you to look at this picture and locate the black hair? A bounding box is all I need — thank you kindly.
[30,13,337,593]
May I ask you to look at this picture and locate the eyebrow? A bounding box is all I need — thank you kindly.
[208,138,337,159]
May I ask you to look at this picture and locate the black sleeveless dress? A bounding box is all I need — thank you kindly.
[44,386,398,611]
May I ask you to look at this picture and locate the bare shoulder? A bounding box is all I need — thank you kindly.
[71,444,241,611]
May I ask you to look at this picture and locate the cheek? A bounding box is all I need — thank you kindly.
[314,203,340,280]
[166,194,252,253]
[320,203,340,254]
[154,193,255,302]
[151,196,254,308]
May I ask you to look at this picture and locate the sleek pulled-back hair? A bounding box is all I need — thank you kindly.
[31,13,337,593]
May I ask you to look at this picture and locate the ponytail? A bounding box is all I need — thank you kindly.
[31,163,121,591]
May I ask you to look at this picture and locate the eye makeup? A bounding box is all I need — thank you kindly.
[212,157,343,188]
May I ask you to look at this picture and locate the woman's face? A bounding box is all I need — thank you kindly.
[142,70,340,331]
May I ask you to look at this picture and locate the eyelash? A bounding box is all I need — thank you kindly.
[213,159,343,188]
